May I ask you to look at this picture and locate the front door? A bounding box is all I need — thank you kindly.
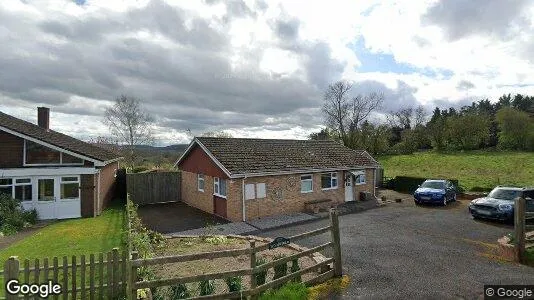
[36,177,56,219]
[345,174,354,202]
[213,196,227,219]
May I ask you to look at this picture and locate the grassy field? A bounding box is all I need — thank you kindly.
[0,205,125,263]
[378,151,534,192]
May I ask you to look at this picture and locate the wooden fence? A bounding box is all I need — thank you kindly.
[126,209,343,300]
[126,171,181,205]
[1,248,127,300]
[514,197,534,263]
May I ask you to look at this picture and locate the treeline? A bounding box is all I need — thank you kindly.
[312,83,534,155]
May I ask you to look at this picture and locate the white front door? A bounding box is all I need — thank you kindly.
[56,176,81,219]
[345,174,354,202]
[36,177,56,219]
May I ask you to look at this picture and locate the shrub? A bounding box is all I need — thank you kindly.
[0,193,38,235]
[272,254,288,280]
[254,256,268,286]
[290,259,301,283]
[225,276,242,292]
[259,282,309,300]
[199,280,215,296]
[169,283,190,299]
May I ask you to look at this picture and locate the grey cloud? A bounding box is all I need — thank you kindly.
[412,35,431,47]
[274,18,300,41]
[456,80,475,91]
[305,42,345,90]
[351,80,419,113]
[421,0,532,41]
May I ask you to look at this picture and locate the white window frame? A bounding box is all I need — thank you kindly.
[355,172,366,185]
[300,174,313,193]
[23,140,85,167]
[321,172,338,190]
[0,178,14,198]
[14,178,33,202]
[213,177,227,198]
[197,174,205,192]
[60,176,80,200]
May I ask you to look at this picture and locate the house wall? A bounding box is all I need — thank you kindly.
[353,168,376,200]
[179,145,229,178]
[182,170,215,215]
[0,130,24,167]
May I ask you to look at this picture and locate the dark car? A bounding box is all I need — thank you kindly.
[468,186,534,222]
[414,179,457,206]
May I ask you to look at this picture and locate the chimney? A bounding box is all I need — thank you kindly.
[37,107,50,130]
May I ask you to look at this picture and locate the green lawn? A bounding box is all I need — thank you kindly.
[0,205,125,263]
[378,151,534,192]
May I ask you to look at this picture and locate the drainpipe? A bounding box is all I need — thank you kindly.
[242,175,247,222]
[373,168,377,197]
[97,170,101,216]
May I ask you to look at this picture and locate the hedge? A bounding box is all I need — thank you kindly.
[385,176,460,193]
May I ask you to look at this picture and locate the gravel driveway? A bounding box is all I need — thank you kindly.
[257,199,534,299]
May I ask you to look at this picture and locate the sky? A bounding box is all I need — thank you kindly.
[1,0,534,145]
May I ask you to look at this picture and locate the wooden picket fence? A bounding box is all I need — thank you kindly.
[1,248,127,300]
[514,197,534,263]
[126,209,343,300]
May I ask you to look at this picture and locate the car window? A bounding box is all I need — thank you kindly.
[420,181,445,189]
[524,190,534,200]
[488,188,521,201]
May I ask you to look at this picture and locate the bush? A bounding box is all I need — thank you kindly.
[259,282,309,300]
[225,276,242,292]
[255,256,268,286]
[290,259,301,283]
[0,193,38,235]
[169,284,190,299]
[272,254,288,280]
[199,280,215,296]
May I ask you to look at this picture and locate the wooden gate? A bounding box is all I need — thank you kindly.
[126,172,181,205]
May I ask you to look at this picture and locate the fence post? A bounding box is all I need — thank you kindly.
[127,251,138,300]
[515,197,526,263]
[329,208,342,277]
[4,256,20,300]
[249,240,257,299]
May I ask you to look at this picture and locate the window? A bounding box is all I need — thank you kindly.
[321,172,338,190]
[0,178,13,197]
[197,174,205,192]
[60,176,79,199]
[256,183,266,199]
[301,175,313,193]
[25,140,84,165]
[38,179,55,201]
[245,184,255,200]
[14,178,32,202]
[214,177,227,197]
[355,173,366,185]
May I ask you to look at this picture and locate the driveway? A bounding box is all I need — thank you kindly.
[257,199,534,299]
[137,202,228,233]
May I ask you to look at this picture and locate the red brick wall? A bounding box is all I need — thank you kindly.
[178,145,229,178]
[0,130,24,167]
[97,161,118,214]
[182,168,376,222]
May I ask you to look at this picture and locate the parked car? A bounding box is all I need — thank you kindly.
[468,186,534,222]
[414,179,457,206]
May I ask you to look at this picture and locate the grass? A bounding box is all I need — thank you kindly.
[259,282,309,300]
[0,205,125,263]
[378,150,534,192]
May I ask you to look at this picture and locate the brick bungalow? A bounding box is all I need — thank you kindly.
[0,107,122,219]
[175,137,380,222]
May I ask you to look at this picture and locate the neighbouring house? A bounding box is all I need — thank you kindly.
[0,107,122,219]
[175,137,380,222]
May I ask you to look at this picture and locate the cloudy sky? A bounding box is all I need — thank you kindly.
[1,0,534,145]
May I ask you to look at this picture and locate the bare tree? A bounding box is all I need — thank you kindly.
[104,95,155,168]
[414,105,426,127]
[322,80,384,147]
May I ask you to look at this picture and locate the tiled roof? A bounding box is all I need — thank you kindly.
[0,110,119,162]
[196,137,379,175]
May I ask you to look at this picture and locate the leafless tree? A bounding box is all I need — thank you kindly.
[414,105,426,127]
[322,81,384,146]
[104,95,155,167]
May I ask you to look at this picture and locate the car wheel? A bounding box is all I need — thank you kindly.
[452,194,457,202]
[442,197,447,206]
[414,200,420,206]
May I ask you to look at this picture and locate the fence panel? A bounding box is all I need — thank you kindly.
[0,248,127,300]
[126,171,181,205]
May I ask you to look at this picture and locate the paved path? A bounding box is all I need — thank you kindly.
[256,199,534,299]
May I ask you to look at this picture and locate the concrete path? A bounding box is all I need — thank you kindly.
[169,222,257,236]
[246,212,318,230]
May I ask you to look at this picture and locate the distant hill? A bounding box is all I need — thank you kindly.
[131,144,189,154]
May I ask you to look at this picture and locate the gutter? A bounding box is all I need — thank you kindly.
[242,175,247,222]
[230,166,374,179]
